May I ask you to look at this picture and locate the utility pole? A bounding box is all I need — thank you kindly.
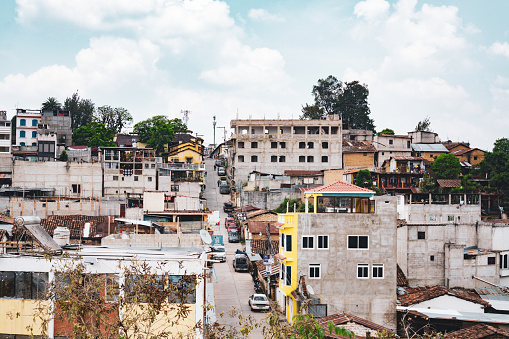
[213,116,216,148]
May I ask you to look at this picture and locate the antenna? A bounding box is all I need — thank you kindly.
[200,229,212,245]
[181,110,191,126]
[213,116,216,148]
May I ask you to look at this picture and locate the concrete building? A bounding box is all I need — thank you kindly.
[15,109,41,147]
[101,147,158,197]
[39,110,72,147]
[230,115,343,182]
[0,111,11,154]
[37,131,57,161]
[411,143,449,162]
[342,139,376,170]
[277,180,397,329]
[372,134,412,167]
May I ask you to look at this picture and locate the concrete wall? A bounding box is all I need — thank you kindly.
[241,190,300,210]
[144,191,165,212]
[12,161,103,197]
[398,199,481,224]
[297,196,398,329]
[324,169,343,185]
[158,178,202,198]
[0,154,12,173]
[101,233,202,247]
[9,197,121,218]
[343,152,375,169]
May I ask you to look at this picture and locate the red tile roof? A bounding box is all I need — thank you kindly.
[247,221,279,235]
[246,209,277,219]
[398,286,490,307]
[342,139,377,153]
[305,180,374,194]
[437,179,462,188]
[397,265,408,286]
[392,156,426,161]
[284,170,322,176]
[453,148,486,156]
[445,324,509,339]
[316,312,397,338]
[442,142,470,150]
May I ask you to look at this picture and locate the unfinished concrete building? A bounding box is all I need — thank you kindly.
[230,115,343,182]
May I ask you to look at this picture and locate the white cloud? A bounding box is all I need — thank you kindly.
[248,9,285,22]
[488,42,509,58]
[354,0,390,21]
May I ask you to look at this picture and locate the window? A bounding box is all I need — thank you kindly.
[113,176,118,181]
[145,163,149,168]
[488,257,496,265]
[302,236,314,249]
[417,231,425,239]
[321,156,328,163]
[32,131,37,138]
[309,264,321,279]
[20,131,25,138]
[251,142,258,148]
[20,142,25,146]
[357,264,369,279]
[251,155,258,162]
[238,142,244,148]
[271,142,277,149]
[280,233,285,248]
[19,119,26,126]
[474,156,478,161]
[271,155,277,162]
[134,176,139,181]
[72,184,81,194]
[317,235,328,249]
[430,154,434,158]
[299,142,305,149]
[363,153,367,156]
[32,119,38,126]
[322,142,328,149]
[285,234,292,252]
[280,142,286,148]
[372,264,384,278]
[151,164,155,168]
[407,141,411,148]
[0,272,48,300]
[307,156,314,162]
[430,215,437,221]
[285,265,292,286]
[238,155,244,162]
[279,156,286,162]
[501,254,508,269]
[148,177,152,182]
[430,255,435,261]
[415,151,421,157]
[389,140,393,145]
[348,235,368,249]
[307,142,314,149]
[299,156,305,163]
[448,215,454,222]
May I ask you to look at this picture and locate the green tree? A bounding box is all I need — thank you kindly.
[420,174,437,193]
[301,76,375,131]
[355,169,374,188]
[290,314,354,339]
[64,92,95,131]
[480,138,509,211]
[42,97,62,111]
[415,117,432,132]
[430,153,461,179]
[134,116,187,156]
[377,128,395,135]
[73,121,115,148]
[59,150,69,162]
[94,105,133,133]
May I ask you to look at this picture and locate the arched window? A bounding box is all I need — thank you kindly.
[32,131,37,138]
[19,119,26,126]
[20,142,25,146]
[32,119,38,127]
[20,131,25,138]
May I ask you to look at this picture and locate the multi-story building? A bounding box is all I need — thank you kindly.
[101,147,158,197]
[0,111,11,154]
[277,180,397,329]
[372,134,412,167]
[168,134,204,164]
[342,139,376,170]
[15,109,41,147]
[37,131,57,161]
[230,115,343,182]
[39,110,72,147]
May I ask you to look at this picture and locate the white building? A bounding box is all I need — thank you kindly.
[15,109,41,147]
[0,111,11,154]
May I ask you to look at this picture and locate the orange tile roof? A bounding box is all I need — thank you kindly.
[445,323,509,339]
[305,180,374,194]
[398,286,490,307]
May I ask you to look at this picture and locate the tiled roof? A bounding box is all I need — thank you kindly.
[305,180,374,194]
[254,260,280,278]
[437,179,462,188]
[392,156,426,161]
[234,205,260,213]
[316,312,396,339]
[247,221,280,235]
[445,324,509,339]
[398,286,491,307]
[246,209,277,219]
[397,265,408,286]
[171,133,202,144]
[442,142,470,151]
[0,215,14,224]
[250,239,279,255]
[284,170,322,176]
[397,219,407,228]
[40,215,111,239]
[453,148,486,156]
[342,139,377,153]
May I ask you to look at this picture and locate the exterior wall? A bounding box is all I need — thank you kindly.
[408,131,440,144]
[40,111,72,146]
[0,153,13,173]
[143,191,165,212]
[420,151,447,162]
[343,152,375,169]
[158,181,202,199]
[175,196,200,210]
[0,297,48,336]
[373,135,412,166]
[398,200,481,224]
[15,110,41,147]
[455,149,485,167]
[9,197,121,218]
[101,233,202,247]
[0,114,11,154]
[323,169,343,185]
[241,190,300,210]
[12,161,103,197]
[168,146,203,164]
[231,117,343,181]
[37,132,57,161]
[277,212,298,323]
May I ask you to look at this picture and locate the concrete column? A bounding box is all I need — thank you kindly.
[313,195,317,213]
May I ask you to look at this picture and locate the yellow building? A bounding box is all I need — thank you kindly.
[452,148,486,167]
[168,134,204,164]
[412,143,449,162]
[342,139,376,170]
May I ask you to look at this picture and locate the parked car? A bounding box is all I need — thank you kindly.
[223,201,234,213]
[218,167,226,176]
[219,185,230,195]
[233,253,249,272]
[227,223,238,233]
[248,294,270,311]
[209,245,226,262]
[215,159,223,166]
[228,230,240,243]
[224,217,235,228]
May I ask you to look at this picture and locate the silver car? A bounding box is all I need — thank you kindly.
[210,245,226,262]
[248,294,270,311]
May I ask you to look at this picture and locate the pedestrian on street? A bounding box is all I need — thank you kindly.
[217,179,220,187]
[214,164,216,170]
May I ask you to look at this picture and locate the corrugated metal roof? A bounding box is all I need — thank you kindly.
[411,143,448,152]
[476,286,509,311]
[398,307,509,324]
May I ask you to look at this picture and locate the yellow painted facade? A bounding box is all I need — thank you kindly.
[455,149,485,167]
[278,212,299,323]
[323,169,344,185]
[343,153,375,169]
[126,304,196,337]
[421,151,447,162]
[0,299,48,336]
[168,142,203,164]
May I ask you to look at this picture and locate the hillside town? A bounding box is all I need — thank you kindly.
[0,103,508,339]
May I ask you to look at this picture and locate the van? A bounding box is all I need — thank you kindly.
[228,230,239,243]
[218,167,226,176]
[233,253,249,272]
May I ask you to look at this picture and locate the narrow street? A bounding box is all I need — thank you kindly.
[203,158,267,336]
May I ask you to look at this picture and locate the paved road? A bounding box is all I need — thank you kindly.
[203,158,267,337]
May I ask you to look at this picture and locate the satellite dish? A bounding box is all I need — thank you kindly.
[307,285,315,295]
[200,230,212,245]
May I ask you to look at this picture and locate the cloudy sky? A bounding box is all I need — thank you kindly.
[0,0,508,150]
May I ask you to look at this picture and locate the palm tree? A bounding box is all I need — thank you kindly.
[41,97,62,111]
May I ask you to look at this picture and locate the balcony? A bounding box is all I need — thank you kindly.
[158,163,205,171]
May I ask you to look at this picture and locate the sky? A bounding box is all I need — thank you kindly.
[0,0,508,150]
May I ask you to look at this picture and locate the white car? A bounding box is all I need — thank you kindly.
[210,245,226,262]
[248,294,270,311]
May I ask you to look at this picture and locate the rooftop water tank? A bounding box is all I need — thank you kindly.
[53,226,70,246]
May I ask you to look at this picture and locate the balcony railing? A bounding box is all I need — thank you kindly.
[158,163,205,170]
